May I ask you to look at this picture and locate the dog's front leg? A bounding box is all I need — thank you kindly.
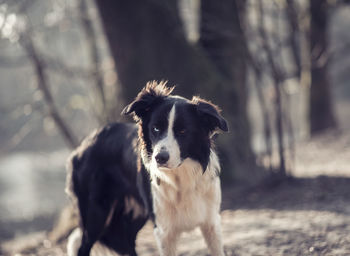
[200,214,225,256]
[154,227,179,256]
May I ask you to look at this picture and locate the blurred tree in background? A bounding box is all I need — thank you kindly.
[2,0,350,243]
[309,0,337,135]
[95,0,253,180]
[1,0,350,182]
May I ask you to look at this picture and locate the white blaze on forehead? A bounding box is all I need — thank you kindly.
[152,104,182,169]
[167,104,176,137]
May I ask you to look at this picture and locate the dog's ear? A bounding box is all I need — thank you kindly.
[122,81,174,119]
[192,96,228,134]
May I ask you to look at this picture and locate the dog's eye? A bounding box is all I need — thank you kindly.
[153,126,160,133]
[179,129,186,135]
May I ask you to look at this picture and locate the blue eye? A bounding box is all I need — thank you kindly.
[153,126,160,133]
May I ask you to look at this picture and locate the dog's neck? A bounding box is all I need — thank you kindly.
[143,149,220,190]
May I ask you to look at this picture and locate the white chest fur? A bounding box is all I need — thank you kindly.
[150,151,222,232]
[149,151,225,256]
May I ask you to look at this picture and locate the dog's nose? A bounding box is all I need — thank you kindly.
[155,151,169,165]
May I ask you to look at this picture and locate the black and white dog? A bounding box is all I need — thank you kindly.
[66,81,228,256]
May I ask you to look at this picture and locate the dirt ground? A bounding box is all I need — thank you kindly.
[2,132,350,256]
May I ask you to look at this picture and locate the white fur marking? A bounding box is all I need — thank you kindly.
[67,228,82,256]
[152,105,181,170]
[67,228,118,256]
[150,150,224,256]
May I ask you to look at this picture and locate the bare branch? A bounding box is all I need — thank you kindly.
[20,34,79,149]
[257,0,286,176]
[245,50,273,170]
[285,0,301,80]
[44,55,91,79]
[79,0,107,123]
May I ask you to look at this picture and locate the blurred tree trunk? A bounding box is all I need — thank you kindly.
[199,0,254,178]
[285,0,301,80]
[309,0,337,135]
[257,0,286,176]
[79,0,107,123]
[95,0,255,180]
[95,0,223,103]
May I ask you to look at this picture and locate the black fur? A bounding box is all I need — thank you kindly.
[67,123,152,256]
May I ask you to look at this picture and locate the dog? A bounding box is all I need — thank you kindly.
[66,81,228,256]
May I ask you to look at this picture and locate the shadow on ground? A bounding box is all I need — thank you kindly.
[223,175,350,214]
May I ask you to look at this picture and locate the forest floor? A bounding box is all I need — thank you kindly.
[2,131,350,256]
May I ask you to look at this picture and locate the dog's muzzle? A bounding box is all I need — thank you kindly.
[155,151,170,167]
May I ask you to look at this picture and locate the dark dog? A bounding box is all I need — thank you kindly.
[66,81,227,256]
[66,123,152,256]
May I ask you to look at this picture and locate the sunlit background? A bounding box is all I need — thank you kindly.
[1,0,350,255]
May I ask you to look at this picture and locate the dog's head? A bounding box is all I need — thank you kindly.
[122,81,228,172]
